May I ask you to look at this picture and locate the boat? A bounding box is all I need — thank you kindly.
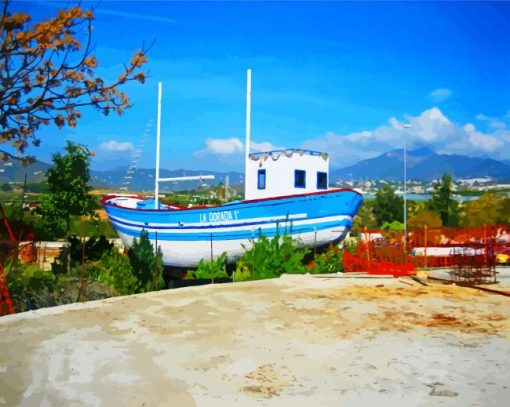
[102,70,363,268]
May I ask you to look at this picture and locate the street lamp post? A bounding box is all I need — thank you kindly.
[402,123,412,251]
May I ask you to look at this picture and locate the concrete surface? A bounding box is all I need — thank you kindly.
[1,273,509,406]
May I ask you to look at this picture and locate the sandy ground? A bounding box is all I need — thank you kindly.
[1,272,510,406]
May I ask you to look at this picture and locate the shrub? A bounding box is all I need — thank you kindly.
[408,210,442,229]
[68,234,113,265]
[96,251,138,295]
[381,220,404,231]
[308,244,344,274]
[69,217,118,238]
[343,238,359,254]
[127,230,164,292]
[5,262,60,311]
[234,233,309,281]
[186,252,229,280]
[33,215,67,241]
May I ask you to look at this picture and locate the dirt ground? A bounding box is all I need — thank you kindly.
[1,273,509,406]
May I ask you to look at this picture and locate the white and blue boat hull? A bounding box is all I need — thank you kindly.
[102,189,363,268]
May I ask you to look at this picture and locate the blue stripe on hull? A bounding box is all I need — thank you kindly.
[110,218,352,241]
[108,214,310,230]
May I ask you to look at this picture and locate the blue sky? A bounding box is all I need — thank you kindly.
[9,0,510,171]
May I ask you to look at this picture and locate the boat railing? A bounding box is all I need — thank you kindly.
[249,149,328,161]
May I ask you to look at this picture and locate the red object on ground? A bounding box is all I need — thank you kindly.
[343,242,416,277]
[0,203,17,315]
[0,264,15,316]
[0,203,16,243]
[350,224,509,272]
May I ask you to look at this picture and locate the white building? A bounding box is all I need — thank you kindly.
[245,149,329,200]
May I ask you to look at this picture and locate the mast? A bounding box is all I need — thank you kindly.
[153,81,215,207]
[155,82,162,209]
[244,69,251,199]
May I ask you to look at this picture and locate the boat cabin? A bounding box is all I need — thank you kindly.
[245,149,329,200]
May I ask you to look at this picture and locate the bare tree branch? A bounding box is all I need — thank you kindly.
[0,0,149,160]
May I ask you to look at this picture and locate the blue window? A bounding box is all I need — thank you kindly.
[258,169,266,189]
[317,172,327,190]
[294,169,306,188]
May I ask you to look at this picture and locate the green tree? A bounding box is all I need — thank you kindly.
[501,197,510,225]
[0,1,148,162]
[372,184,404,226]
[427,174,460,227]
[38,141,96,234]
[408,210,442,229]
[461,192,509,226]
[127,230,163,292]
[352,199,377,231]
[213,183,226,202]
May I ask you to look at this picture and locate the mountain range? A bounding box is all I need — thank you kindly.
[1,147,509,188]
[330,147,510,182]
[0,158,243,191]
[91,167,243,191]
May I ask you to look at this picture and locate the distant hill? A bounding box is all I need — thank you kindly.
[91,167,243,191]
[0,157,243,192]
[331,147,510,181]
[0,156,50,185]
[3,148,508,188]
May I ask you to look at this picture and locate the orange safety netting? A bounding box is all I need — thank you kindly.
[349,224,509,271]
[343,241,416,277]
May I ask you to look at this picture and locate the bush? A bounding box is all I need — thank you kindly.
[5,262,60,311]
[127,230,164,292]
[186,252,229,280]
[234,233,309,281]
[96,251,138,295]
[408,210,442,229]
[69,217,118,238]
[343,238,359,254]
[33,215,66,241]
[308,244,344,274]
[3,203,23,223]
[68,234,113,265]
[381,220,404,231]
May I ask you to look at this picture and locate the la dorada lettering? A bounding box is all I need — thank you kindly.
[199,210,239,223]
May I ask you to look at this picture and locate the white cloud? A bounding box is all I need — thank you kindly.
[194,138,285,158]
[475,113,507,130]
[99,140,134,153]
[304,107,510,167]
[428,88,452,103]
[193,137,243,158]
[463,123,504,152]
[250,141,285,152]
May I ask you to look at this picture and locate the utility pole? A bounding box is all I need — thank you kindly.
[225,175,229,201]
[401,123,412,251]
[21,172,27,210]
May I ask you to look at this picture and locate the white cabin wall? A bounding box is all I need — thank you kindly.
[245,153,329,200]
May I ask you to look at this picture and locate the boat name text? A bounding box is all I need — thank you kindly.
[200,210,240,223]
